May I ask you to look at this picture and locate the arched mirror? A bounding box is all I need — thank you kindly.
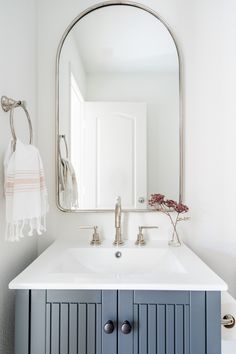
[56,2,183,212]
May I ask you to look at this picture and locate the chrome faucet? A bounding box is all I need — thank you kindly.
[113,196,124,246]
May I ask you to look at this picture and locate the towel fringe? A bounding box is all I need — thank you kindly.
[5,215,47,242]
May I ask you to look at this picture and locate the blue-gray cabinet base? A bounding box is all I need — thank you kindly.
[15,290,221,354]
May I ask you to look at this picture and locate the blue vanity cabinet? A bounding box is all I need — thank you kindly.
[15,290,221,354]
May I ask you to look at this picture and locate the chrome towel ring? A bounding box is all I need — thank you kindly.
[1,95,33,151]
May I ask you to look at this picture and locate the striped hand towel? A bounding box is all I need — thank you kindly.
[4,139,49,241]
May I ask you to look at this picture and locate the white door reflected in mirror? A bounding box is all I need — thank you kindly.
[71,101,147,209]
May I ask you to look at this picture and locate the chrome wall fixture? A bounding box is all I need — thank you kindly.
[221,314,235,328]
[1,95,33,150]
[55,1,184,213]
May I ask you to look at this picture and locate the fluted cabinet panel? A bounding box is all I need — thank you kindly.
[45,301,102,354]
[133,303,190,354]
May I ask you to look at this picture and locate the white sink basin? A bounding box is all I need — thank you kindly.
[52,247,187,275]
[9,239,228,291]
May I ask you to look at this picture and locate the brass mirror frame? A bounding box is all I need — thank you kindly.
[56,1,184,213]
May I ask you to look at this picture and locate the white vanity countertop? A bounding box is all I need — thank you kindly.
[9,239,228,291]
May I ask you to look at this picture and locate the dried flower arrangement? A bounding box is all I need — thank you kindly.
[148,194,189,246]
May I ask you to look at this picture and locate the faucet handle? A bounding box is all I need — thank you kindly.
[135,226,158,246]
[78,226,102,246]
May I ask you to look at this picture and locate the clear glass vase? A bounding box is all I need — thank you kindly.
[168,229,181,247]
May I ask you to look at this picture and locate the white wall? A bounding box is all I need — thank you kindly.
[36,0,236,298]
[182,0,236,297]
[0,1,38,353]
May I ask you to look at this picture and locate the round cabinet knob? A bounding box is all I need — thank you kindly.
[103,320,115,334]
[121,320,132,334]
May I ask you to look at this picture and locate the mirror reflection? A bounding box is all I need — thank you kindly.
[58,5,180,210]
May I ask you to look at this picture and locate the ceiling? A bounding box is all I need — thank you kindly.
[69,5,178,75]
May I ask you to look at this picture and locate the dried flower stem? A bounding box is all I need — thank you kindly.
[148,194,189,246]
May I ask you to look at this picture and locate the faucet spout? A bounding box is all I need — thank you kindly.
[115,196,121,228]
[113,196,124,246]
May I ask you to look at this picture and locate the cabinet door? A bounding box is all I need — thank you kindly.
[118,290,221,354]
[118,290,189,354]
[30,290,117,354]
[132,291,191,354]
